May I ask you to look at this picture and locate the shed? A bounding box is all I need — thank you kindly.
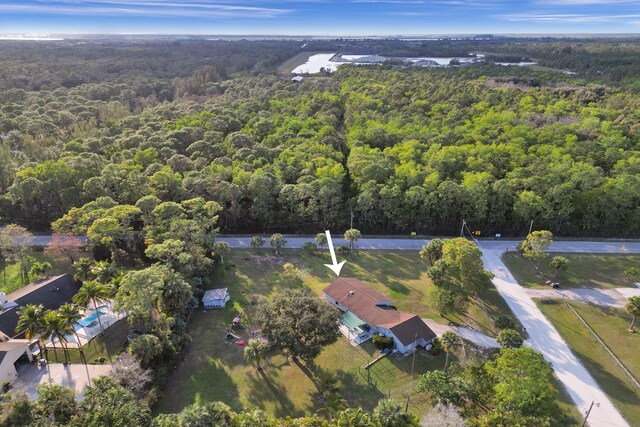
[202,288,230,308]
[291,76,304,83]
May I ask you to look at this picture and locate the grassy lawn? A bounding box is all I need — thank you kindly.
[503,252,640,289]
[537,299,640,423]
[43,318,129,365]
[154,249,541,418]
[0,250,63,294]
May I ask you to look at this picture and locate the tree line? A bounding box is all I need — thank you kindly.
[3,50,640,235]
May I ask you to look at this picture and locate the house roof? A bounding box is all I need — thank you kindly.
[0,274,81,339]
[202,288,229,302]
[389,315,436,346]
[0,339,30,351]
[323,278,435,346]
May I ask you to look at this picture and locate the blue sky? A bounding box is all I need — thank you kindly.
[1,0,640,35]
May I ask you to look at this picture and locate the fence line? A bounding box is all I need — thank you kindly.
[564,301,640,390]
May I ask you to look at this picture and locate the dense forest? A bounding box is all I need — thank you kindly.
[1,39,640,236]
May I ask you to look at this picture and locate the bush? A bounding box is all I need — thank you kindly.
[429,338,442,355]
[495,314,517,331]
[301,241,317,256]
[337,245,350,255]
[372,335,394,349]
[29,261,52,280]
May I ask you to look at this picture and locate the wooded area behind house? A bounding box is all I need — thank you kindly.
[2,39,640,237]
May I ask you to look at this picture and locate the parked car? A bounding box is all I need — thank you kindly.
[545,280,560,288]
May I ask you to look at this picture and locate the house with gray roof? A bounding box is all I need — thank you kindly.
[0,274,80,339]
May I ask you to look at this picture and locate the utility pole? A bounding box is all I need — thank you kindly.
[460,219,466,238]
[528,220,534,235]
[581,401,599,427]
[405,334,418,413]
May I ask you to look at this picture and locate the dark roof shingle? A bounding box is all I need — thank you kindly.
[0,274,80,338]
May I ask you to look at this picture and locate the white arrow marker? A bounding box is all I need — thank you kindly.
[324,230,346,276]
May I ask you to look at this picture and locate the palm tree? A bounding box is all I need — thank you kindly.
[73,257,93,282]
[16,304,46,356]
[57,303,85,363]
[626,296,640,332]
[42,310,71,364]
[343,229,361,255]
[90,260,119,284]
[318,392,348,420]
[441,331,461,372]
[73,280,108,335]
[244,339,267,371]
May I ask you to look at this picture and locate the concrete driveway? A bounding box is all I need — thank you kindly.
[524,287,640,309]
[13,363,112,400]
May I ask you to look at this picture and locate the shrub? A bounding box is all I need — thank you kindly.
[495,314,517,331]
[429,338,442,355]
[29,261,52,280]
[337,245,350,255]
[373,335,394,349]
[301,241,317,256]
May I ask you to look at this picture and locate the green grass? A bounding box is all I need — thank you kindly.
[503,252,640,289]
[42,318,129,365]
[0,249,77,294]
[537,299,640,424]
[154,249,540,418]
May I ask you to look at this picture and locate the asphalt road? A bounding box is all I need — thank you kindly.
[218,235,640,254]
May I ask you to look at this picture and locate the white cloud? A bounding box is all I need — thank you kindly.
[499,12,640,23]
[536,0,640,4]
[0,1,293,18]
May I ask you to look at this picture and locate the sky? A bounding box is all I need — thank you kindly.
[1,0,640,36]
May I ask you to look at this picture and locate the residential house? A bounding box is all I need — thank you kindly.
[0,274,81,339]
[323,278,436,354]
[0,340,32,385]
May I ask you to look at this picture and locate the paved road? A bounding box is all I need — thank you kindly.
[218,235,640,254]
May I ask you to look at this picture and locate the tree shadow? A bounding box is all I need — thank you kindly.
[244,367,304,419]
[156,356,242,414]
[339,370,384,412]
[570,348,640,407]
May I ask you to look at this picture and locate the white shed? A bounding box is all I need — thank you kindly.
[291,76,304,83]
[202,288,230,308]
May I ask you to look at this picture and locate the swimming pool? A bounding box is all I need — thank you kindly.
[77,309,107,328]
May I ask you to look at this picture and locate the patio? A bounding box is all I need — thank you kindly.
[13,362,112,399]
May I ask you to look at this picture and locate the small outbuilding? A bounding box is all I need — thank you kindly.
[291,76,304,83]
[202,288,230,309]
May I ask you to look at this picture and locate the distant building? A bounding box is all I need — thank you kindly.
[0,274,80,339]
[202,288,230,308]
[291,76,304,83]
[323,278,436,354]
[411,59,440,67]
